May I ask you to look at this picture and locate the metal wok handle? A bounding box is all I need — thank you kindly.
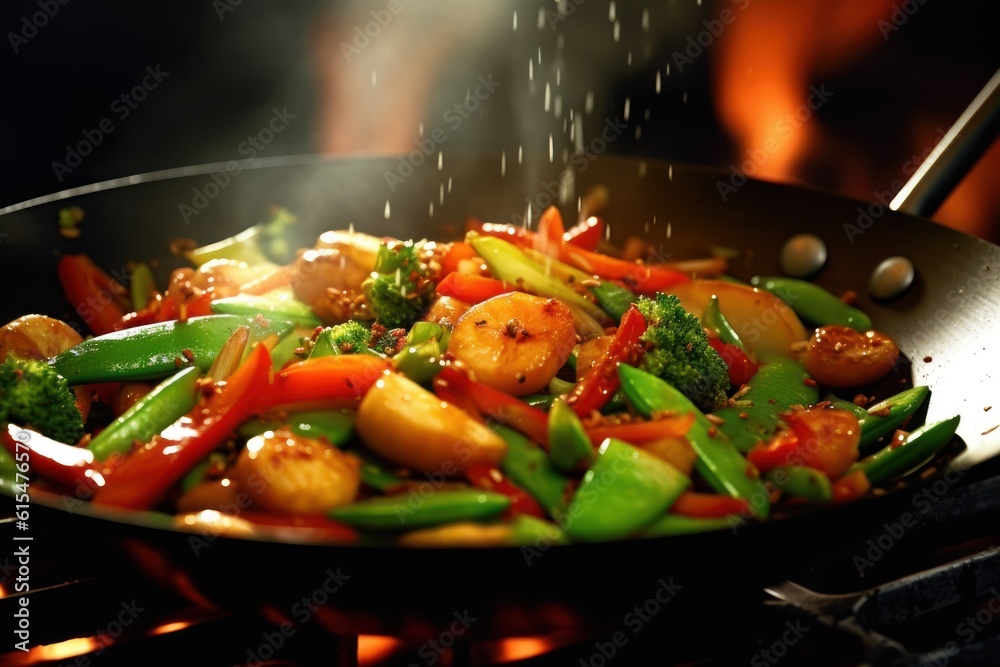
[891,67,1000,218]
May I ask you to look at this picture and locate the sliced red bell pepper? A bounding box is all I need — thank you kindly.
[255,354,391,413]
[559,245,690,296]
[115,292,214,330]
[92,343,272,509]
[1,423,117,490]
[432,376,485,423]
[57,254,128,336]
[707,338,759,387]
[533,206,566,258]
[436,273,516,304]
[585,412,695,446]
[671,491,752,519]
[565,305,647,418]
[434,366,549,446]
[464,464,546,518]
[439,241,480,277]
[563,216,604,251]
[747,408,861,479]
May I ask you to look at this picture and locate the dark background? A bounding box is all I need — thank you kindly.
[1,1,997,238]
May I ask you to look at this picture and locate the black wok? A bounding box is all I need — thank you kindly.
[2,154,999,641]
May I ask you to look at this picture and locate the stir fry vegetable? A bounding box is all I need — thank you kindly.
[0,205,962,546]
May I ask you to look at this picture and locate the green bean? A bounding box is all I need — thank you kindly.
[751,276,872,331]
[857,415,960,486]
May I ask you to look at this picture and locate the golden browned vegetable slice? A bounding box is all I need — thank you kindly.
[670,280,808,358]
[802,325,900,388]
[355,372,507,473]
[448,292,577,396]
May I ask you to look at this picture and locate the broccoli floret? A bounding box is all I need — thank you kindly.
[636,293,729,413]
[363,241,434,329]
[0,357,84,444]
[309,321,371,358]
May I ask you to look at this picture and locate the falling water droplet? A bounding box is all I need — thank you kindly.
[537,7,546,29]
[371,70,377,87]
[605,223,612,242]
[635,126,642,140]
[447,177,453,193]
[419,123,424,136]
[613,20,620,42]
[548,134,554,163]
[697,0,702,6]
[644,220,650,233]
[529,59,534,81]
[627,51,633,66]
[384,201,391,219]
[642,8,650,31]
[348,222,355,235]
[682,91,688,103]
[429,202,434,217]
[666,64,671,77]
[585,91,595,114]
[655,71,662,93]
[667,222,672,239]
[624,97,631,121]
[525,202,533,228]
[609,1,617,21]
[544,83,551,112]
[577,196,582,213]
[638,161,648,177]
[668,165,673,181]
[501,150,507,177]
[440,184,445,204]
[538,47,542,64]
[556,68,562,86]
[518,145,523,164]
[554,95,563,117]
[513,10,518,31]
[437,152,443,171]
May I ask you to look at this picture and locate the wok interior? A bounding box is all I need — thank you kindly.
[4,154,1000,635]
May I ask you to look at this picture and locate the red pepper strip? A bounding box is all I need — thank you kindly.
[464,464,546,518]
[115,292,214,330]
[255,355,391,413]
[93,344,272,510]
[436,273,516,305]
[90,381,122,407]
[57,254,128,336]
[564,216,604,251]
[1,423,115,489]
[559,245,691,296]
[585,412,695,446]
[671,491,751,519]
[707,338,758,387]
[745,431,799,473]
[565,305,647,418]
[432,377,485,424]
[832,469,871,504]
[435,366,549,446]
[533,206,566,258]
[439,241,480,277]
[240,511,359,542]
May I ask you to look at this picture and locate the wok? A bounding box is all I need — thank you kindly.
[3,153,1000,641]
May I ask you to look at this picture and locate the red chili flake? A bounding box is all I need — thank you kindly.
[182,348,195,362]
[852,394,869,407]
[174,357,183,368]
[803,378,818,388]
[923,356,933,363]
[768,398,776,404]
[839,290,858,305]
[739,412,749,419]
[707,426,717,438]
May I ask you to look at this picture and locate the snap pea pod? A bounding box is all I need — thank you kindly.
[703,295,746,351]
[642,514,738,537]
[53,315,294,384]
[238,409,356,446]
[564,438,690,542]
[494,425,570,518]
[856,415,960,486]
[547,398,596,472]
[751,276,872,331]
[210,290,321,327]
[393,338,445,384]
[522,393,558,409]
[618,364,770,519]
[87,366,201,460]
[764,466,833,502]
[269,328,307,370]
[510,515,567,546]
[711,359,818,453]
[589,281,636,322]
[328,489,510,530]
[826,386,930,455]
